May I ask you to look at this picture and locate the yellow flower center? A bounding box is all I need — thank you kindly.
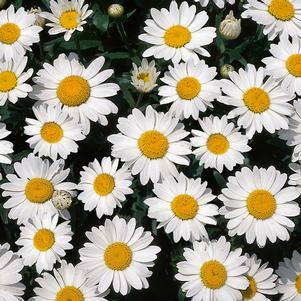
[59,11,79,29]
[243,87,270,113]
[242,276,257,300]
[138,130,169,159]
[0,71,17,92]
[176,77,201,100]
[56,286,84,301]
[0,23,21,44]
[25,178,54,204]
[295,274,301,294]
[33,229,55,252]
[164,25,191,48]
[207,134,230,155]
[137,72,149,83]
[40,122,64,144]
[286,54,301,77]
[93,173,115,196]
[171,194,198,220]
[104,242,132,271]
[200,260,227,289]
[268,0,295,21]
[57,75,90,107]
[246,189,276,220]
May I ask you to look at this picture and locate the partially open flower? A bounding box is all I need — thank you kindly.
[131,59,160,93]
[29,7,46,28]
[108,4,124,18]
[219,11,241,40]
[220,64,235,78]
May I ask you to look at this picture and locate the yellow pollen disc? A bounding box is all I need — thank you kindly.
[0,71,17,92]
[40,122,64,144]
[242,276,257,300]
[296,274,301,294]
[171,194,198,220]
[25,178,54,204]
[104,242,132,271]
[56,286,84,301]
[137,72,149,83]
[207,134,230,155]
[200,260,227,289]
[243,87,270,113]
[93,173,115,196]
[33,229,55,252]
[268,0,295,21]
[176,77,201,100]
[59,11,79,29]
[246,189,276,220]
[0,23,21,44]
[286,54,301,77]
[57,75,90,107]
[138,130,169,159]
[164,25,191,48]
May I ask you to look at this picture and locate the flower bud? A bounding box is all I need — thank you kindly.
[52,190,72,210]
[220,64,235,78]
[108,4,124,18]
[29,7,46,27]
[219,11,241,40]
[0,0,6,9]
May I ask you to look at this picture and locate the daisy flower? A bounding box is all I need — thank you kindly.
[30,53,119,135]
[242,0,301,40]
[191,115,251,172]
[77,156,133,219]
[1,153,77,224]
[131,59,160,93]
[16,213,73,273]
[279,99,301,162]
[219,166,301,247]
[79,216,161,295]
[175,236,249,301]
[0,122,13,166]
[263,37,301,95]
[107,105,191,185]
[288,163,301,187]
[277,250,301,301]
[0,243,25,301]
[159,60,220,120]
[242,253,278,301]
[138,1,216,64]
[24,104,86,160]
[0,5,42,61]
[194,0,235,8]
[41,0,93,41]
[219,64,294,138]
[144,172,218,243]
[0,56,33,105]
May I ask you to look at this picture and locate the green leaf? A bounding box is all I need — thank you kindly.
[93,8,109,33]
[119,83,136,108]
[104,52,131,59]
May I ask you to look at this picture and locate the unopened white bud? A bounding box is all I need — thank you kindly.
[29,7,46,27]
[220,64,235,78]
[108,4,124,18]
[52,190,72,210]
[219,11,241,40]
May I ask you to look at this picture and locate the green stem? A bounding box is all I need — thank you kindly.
[75,32,82,60]
[136,93,144,107]
[116,22,128,48]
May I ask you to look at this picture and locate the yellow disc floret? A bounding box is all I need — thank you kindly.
[25,178,54,203]
[33,229,55,252]
[40,122,64,143]
[0,23,20,44]
[60,11,79,29]
[268,0,295,21]
[137,72,149,83]
[93,173,115,196]
[243,87,270,113]
[200,260,227,289]
[164,25,191,48]
[171,194,198,220]
[0,71,17,92]
[296,274,301,294]
[104,242,132,271]
[176,77,201,100]
[286,54,301,77]
[56,286,84,301]
[242,276,257,300]
[207,134,230,155]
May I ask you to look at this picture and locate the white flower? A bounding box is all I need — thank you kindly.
[41,0,93,41]
[30,53,119,135]
[144,172,218,242]
[0,122,13,165]
[29,260,108,301]
[219,64,294,138]
[1,153,77,224]
[194,0,235,8]
[108,105,191,185]
[16,213,73,273]
[0,5,42,61]
[176,236,249,301]
[159,60,220,120]
[242,0,301,40]
[0,56,33,105]
[288,163,301,188]
[79,216,161,296]
[28,7,46,27]
[277,250,301,301]
[0,243,25,301]
[219,10,241,40]
[24,104,86,160]
[139,1,216,64]
[219,166,301,247]
[78,157,133,219]
[131,59,159,93]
